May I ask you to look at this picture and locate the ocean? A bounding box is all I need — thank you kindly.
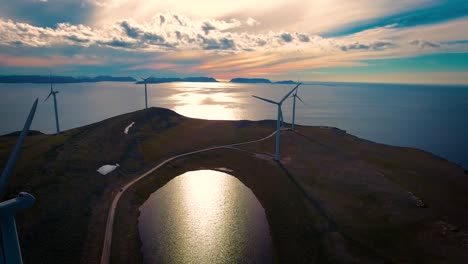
[1,81,467,169]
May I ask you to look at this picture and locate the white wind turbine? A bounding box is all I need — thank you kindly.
[139,76,153,109]
[252,83,301,161]
[44,73,60,134]
[0,99,38,263]
[290,83,304,130]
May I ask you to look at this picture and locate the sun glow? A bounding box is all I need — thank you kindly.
[166,82,246,120]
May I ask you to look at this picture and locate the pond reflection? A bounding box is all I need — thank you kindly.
[138,170,273,264]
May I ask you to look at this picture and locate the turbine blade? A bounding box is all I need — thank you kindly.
[297,95,306,105]
[0,98,39,198]
[252,95,278,105]
[280,83,302,103]
[44,92,52,102]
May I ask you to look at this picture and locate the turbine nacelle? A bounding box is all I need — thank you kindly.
[0,193,35,217]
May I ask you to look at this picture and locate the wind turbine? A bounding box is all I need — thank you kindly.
[0,99,38,263]
[44,73,60,134]
[139,76,153,109]
[252,83,301,161]
[290,83,304,131]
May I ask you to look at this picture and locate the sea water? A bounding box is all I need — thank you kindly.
[0,81,467,168]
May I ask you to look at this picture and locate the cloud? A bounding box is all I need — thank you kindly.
[340,41,395,51]
[323,0,468,37]
[409,39,440,48]
[173,14,185,26]
[142,33,165,44]
[256,39,267,46]
[0,53,102,67]
[0,15,318,52]
[200,36,236,50]
[297,34,310,42]
[246,17,259,26]
[121,21,141,38]
[280,33,293,42]
[201,22,216,35]
[1,8,468,82]
[98,39,136,48]
[66,35,90,43]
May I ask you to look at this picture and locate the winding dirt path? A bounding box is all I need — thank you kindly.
[100,129,281,264]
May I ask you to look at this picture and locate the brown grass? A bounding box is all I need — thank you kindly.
[0,108,467,263]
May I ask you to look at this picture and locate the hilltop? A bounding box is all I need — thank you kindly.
[1,108,467,263]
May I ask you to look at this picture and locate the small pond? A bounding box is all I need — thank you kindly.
[138,170,274,263]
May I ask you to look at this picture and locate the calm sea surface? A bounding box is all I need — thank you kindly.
[0,81,467,168]
[138,170,273,263]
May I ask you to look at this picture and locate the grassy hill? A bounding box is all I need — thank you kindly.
[1,107,467,263]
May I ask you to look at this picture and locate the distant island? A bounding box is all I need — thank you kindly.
[230,78,271,83]
[274,80,297,84]
[230,78,298,84]
[0,75,301,85]
[0,75,136,83]
[136,77,218,84]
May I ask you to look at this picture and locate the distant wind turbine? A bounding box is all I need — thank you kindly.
[140,76,153,109]
[252,83,300,161]
[290,83,304,131]
[44,73,60,134]
[0,99,38,263]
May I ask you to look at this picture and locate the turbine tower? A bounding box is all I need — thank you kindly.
[252,83,300,161]
[0,99,38,263]
[45,73,60,134]
[140,76,153,109]
[290,83,304,130]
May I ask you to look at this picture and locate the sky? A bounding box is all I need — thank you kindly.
[0,0,467,84]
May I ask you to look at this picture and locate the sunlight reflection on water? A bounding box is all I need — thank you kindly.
[164,82,247,120]
[138,170,274,264]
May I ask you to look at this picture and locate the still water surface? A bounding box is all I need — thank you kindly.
[0,81,467,168]
[138,170,274,264]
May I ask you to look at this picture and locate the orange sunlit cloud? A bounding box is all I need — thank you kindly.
[0,54,103,67]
